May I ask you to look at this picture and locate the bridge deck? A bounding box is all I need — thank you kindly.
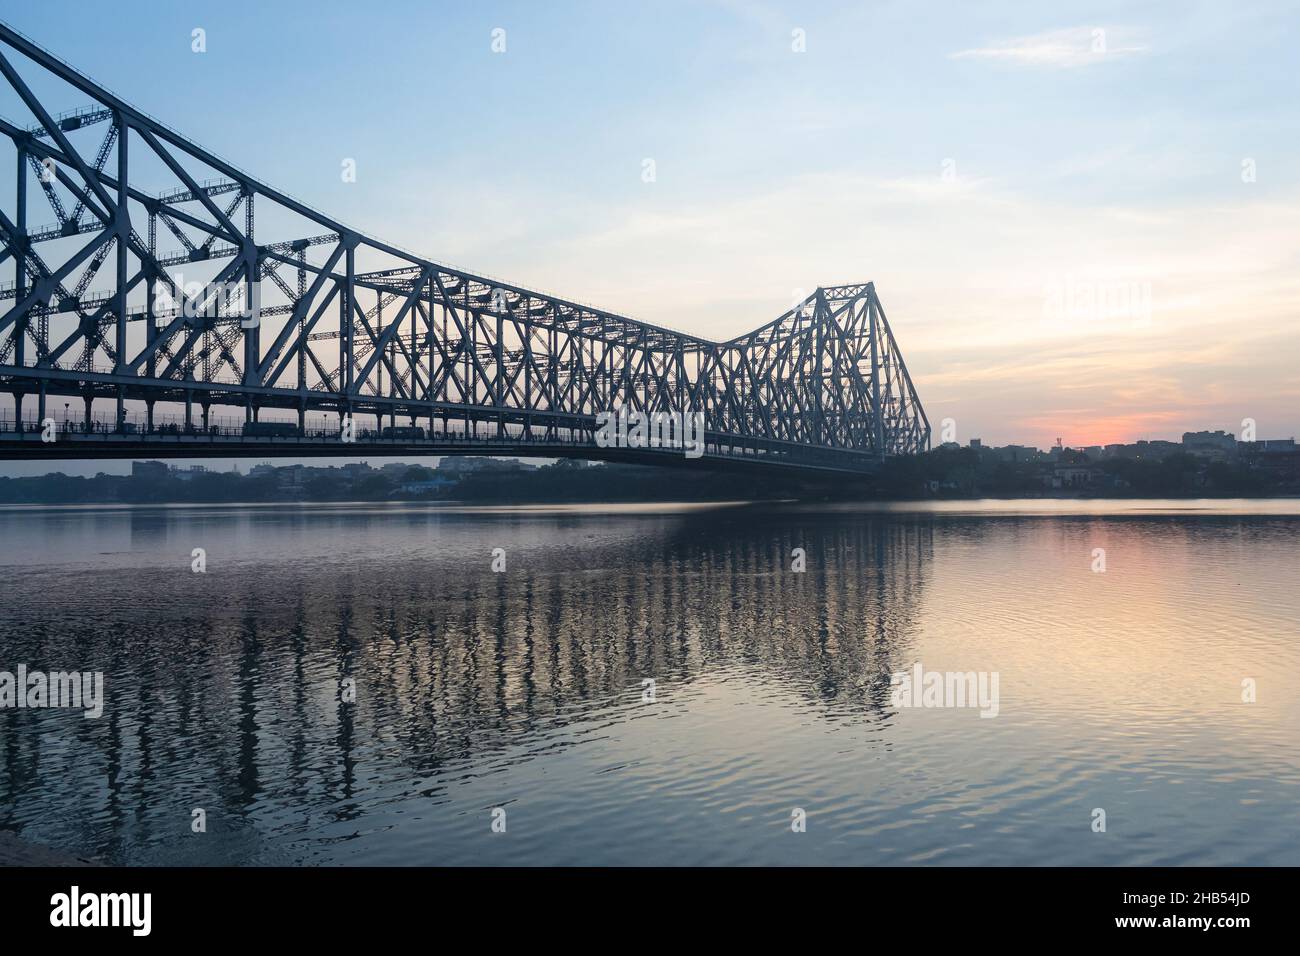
[0,419,886,477]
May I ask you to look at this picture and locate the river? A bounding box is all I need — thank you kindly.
[0,499,1297,865]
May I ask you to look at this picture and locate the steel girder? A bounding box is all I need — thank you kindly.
[0,22,928,468]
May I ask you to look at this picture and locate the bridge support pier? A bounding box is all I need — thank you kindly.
[82,395,92,432]
[146,400,154,432]
[184,391,193,431]
[13,391,23,433]
[37,382,46,426]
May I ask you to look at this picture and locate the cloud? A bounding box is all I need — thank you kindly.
[951,27,1148,68]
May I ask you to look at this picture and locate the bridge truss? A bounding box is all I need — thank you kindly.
[0,22,928,474]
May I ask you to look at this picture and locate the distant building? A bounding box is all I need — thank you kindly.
[1237,439,1300,491]
[969,438,982,449]
[1238,438,1296,455]
[1244,445,1300,489]
[170,464,208,481]
[276,465,304,491]
[1182,430,1237,459]
[1050,464,1103,489]
[1109,440,1180,461]
[997,444,1041,463]
[438,457,537,474]
[249,462,276,478]
[131,460,168,480]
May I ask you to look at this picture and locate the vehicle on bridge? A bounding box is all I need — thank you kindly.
[380,425,426,440]
[241,421,300,438]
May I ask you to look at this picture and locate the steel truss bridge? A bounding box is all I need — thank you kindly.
[0,22,928,476]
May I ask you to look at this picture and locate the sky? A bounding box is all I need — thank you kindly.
[2,0,1298,476]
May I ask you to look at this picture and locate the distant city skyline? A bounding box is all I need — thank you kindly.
[2,424,1294,478]
[2,1,1298,458]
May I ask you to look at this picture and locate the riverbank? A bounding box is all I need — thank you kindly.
[0,444,1296,504]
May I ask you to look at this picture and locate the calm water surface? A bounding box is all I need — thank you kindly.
[1,499,1297,865]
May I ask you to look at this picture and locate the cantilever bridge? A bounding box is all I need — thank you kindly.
[0,23,928,477]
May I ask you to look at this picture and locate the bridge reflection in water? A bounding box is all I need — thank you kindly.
[0,504,932,863]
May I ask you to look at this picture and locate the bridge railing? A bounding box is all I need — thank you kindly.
[0,412,888,473]
[0,414,591,444]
